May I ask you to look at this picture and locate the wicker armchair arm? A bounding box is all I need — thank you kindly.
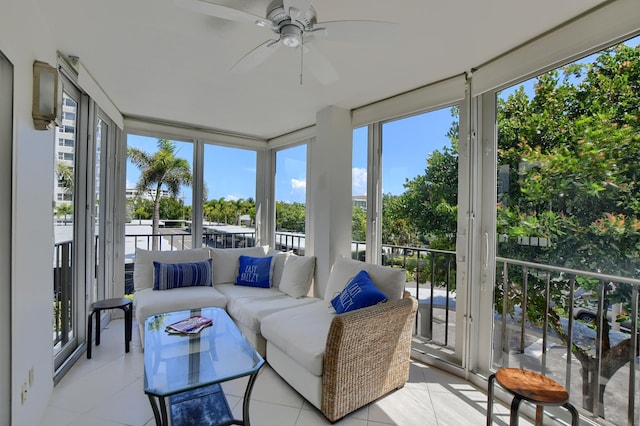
[321,292,418,422]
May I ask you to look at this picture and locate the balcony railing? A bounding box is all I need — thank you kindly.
[495,257,640,425]
[53,240,72,350]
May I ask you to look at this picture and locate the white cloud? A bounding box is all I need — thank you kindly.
[226,194,240,201]
[291,179,306,191]
[126,179,134,189]
[352,168,367,196]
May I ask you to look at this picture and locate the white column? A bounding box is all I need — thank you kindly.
[308,106,352,297]
[255,149,274,247]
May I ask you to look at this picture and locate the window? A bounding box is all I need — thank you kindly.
[57,152,74,161]
[381,108,459,251]
[379,106,460,352]
[493,36,640,425]
[202,144,256,248]
[53,87,80,369]
[275,144,306,253]
[126,135,193,251]
[352,126,368,260]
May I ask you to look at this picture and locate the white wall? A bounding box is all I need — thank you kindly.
[0,1,58,425]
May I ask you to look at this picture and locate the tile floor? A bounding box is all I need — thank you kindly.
[42,318,530,426]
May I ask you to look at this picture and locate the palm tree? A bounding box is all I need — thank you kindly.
[55,203,73,225]
[127,139,191,249]
[56,163,74,194]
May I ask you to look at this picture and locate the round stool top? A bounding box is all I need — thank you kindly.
[495,368,568,405]
[91,297,132,310]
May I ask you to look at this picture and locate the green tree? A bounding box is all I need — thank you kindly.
[159,197,185,222]
[127,139,192,249]
[56,163,74,195]
[390,106,459,251]
[55,203,73,225]
[352,205,366,242]
[382,193,415,246]
[496,43,640,416]
[276,202,305,232]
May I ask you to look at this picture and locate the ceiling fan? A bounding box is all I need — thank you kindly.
[175,0,397,85]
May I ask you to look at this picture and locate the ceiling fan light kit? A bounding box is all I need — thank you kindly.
[281,25,302,48]
[176,0,396,84]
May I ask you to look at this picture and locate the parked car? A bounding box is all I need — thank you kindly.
[574,296,636,334]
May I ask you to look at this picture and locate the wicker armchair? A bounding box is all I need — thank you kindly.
[321,292,418,422]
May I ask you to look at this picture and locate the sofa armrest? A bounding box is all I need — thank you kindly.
[321,292,418,422]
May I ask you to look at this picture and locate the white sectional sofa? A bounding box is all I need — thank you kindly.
[131,246,417,422]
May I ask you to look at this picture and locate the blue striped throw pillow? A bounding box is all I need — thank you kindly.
[153,259,213,290]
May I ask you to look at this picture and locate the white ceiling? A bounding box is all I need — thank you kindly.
[35,0,605,140]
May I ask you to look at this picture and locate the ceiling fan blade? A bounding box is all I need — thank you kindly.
[231,39,282,73]
[175,0,269,27]
[312,20,399,44]
[283,0,312,22]
[302,44,338,85]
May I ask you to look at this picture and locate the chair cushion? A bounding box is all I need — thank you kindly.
[261,301,334,376]
[323,256,406,302]
[279,255,315,298]
[210,246,268,285]
[153,259,212,290]
[217,284,320,334]
[134,286,227,325]
[330,270,387,313]
[134,247,211,291]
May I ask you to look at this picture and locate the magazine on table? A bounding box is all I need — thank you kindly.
[165,315,213,334]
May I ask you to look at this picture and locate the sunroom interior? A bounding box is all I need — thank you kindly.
[2,0,640,425]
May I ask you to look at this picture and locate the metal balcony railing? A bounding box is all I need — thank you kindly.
[495,257,640,425]
[53,240,72,350]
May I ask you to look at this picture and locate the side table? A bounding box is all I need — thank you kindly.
[487,368,579,425]
[87,297,133,359]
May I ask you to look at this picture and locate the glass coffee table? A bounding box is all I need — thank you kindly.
[144,307,264,426]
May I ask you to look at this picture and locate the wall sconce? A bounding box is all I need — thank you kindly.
[32,60,59,130]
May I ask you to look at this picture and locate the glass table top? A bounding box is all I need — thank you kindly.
[144,307,264,397]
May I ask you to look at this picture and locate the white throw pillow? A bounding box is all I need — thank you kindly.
[210,246,268,285]
[279,255,315,298]
[267,250,292,288]
[133,247,211,291]
[323,256,406,302]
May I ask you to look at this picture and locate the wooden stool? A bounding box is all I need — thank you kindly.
[486,368,579,426]
[87,297,133,359]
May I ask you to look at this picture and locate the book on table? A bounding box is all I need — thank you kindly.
[165,315,213,334]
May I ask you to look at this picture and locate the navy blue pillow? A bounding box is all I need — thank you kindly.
[331,270,387,314]
[153,259,212,290]
[236,256,274,288]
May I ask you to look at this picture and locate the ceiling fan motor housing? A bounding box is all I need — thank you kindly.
[266,0,317,35]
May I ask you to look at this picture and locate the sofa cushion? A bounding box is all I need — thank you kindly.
[134,286,227,325]
[236,255,274,288]
[279,255,315,298]
[323,256,406,302]
[217,284,320,333]
[210,246,268,285]
[134,247,211,292]
[330,270,387,313]
[153,259,212,290]
[261,301,334,377]
[267,250,291,288]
